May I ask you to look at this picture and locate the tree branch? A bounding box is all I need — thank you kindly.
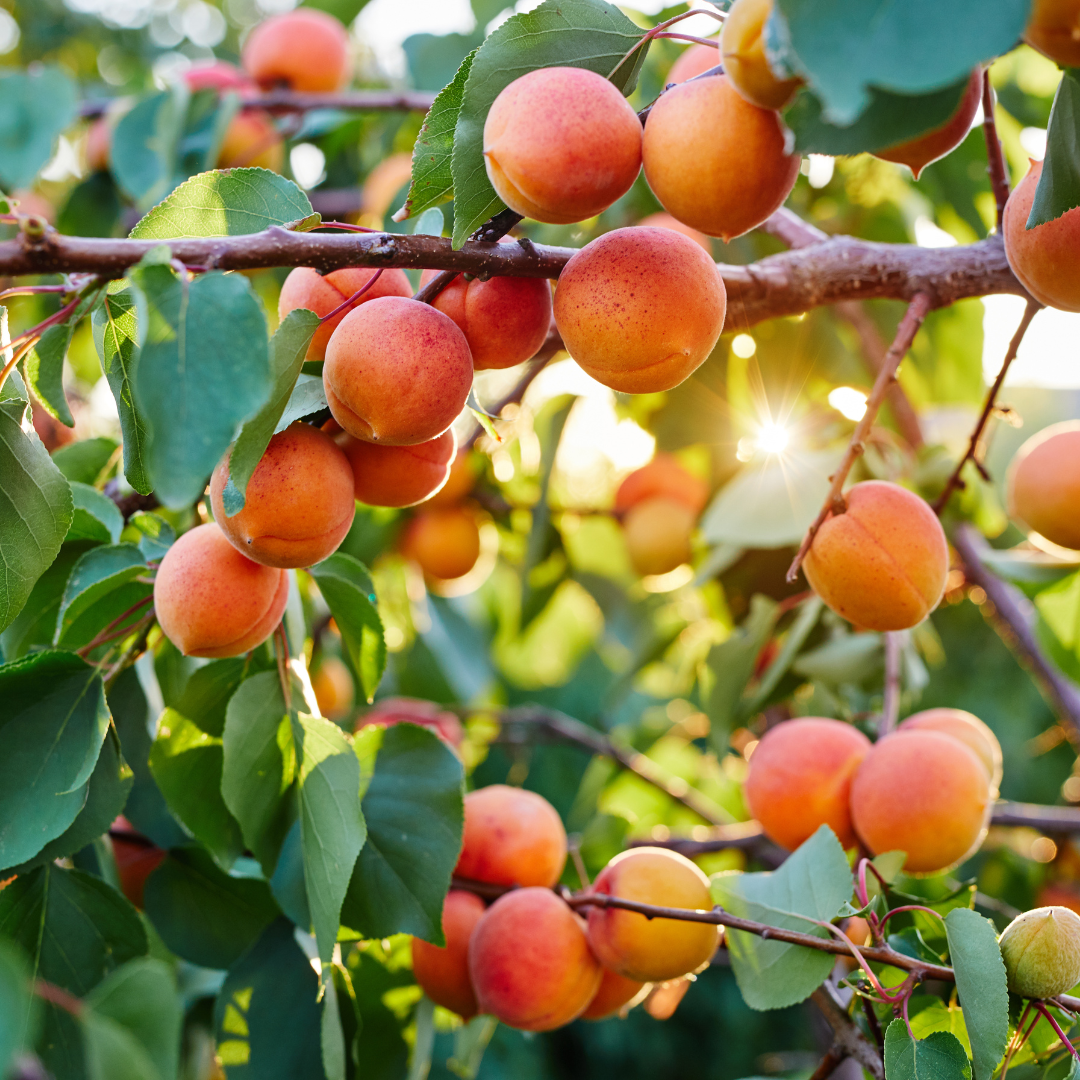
[81,89,437,119]
[982,71,1012,231]
[811,983,886,1080]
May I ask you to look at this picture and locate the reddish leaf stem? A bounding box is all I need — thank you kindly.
[982,69,1012,232]
[1035,1001,1080,1064]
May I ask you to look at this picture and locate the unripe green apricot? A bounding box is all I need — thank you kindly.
[999,906,1080,999]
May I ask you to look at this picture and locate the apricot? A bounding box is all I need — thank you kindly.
[470,887,601,1030]
[850,730,991,874]
[743,717,872,851]
[323,296,473,445]
[721,0,803,110]
[1006,421,1080,549]
[1037,883,1080,917]
[1004,159,1080,312]
[587,848,719,982]
[399,506,482,582]
[361,153,414,220]
[312,655,355,719]
[241,9,352,93]
[636,212,711,252]
[216,109,284,172]
[642,74,800,241]
[483,67,642,224]
[802,480,949,632]
[86,117,112,173]
[899,708,1003,793]
[553,226,726,393]
[426,450,477,507]
[411,889,486,1019]
[667,43,721,85]
[278,266,412,363]
[580,968,646,1021]
[356,697,464,748]
[1025,0,1080,67]
[210,422,355,569]
[455,785,567,888]
[622,497,698,577]
[153,523,288,658]
[184,60,253,93]
[615,455,709,515]
[998,906,1080,999]
[339,429,456,508]
[110,818,165,909]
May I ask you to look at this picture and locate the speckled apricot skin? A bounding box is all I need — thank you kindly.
[622,497,697,576]
[667,43,721,84]
[399,506,482,581]
[580,968,646,1020]
[338,428,456,508]
[1025,0,1080,66]
[411,890,486,1019]
[553,227,726,394]
[722,0,803,110]
[210,422,355,569]
[483,67,642,225]
[802,480,949,632]
[355,697,464,748]
[241,9,352,92]
[899,708,1003,793]
[153,523,289,658]
[615,455,709,514]
[1006,422,1080,548]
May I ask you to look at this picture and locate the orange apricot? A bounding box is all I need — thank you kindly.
[1037,883,1080,917]
[411,890,486,1019]
[580,968,646,1021]
[802,480,949,632]
[400,506,482,582]
[553,226,726,393]
[426,451,477,507]
[184,60,253,93]
[216,109,284,172]
[850,730,991,874]
[210,422,355,569]
[110,818,166,909]
[1006,421,1080,549]
[338,429,456,508]
[483,67,642,224]
[1025,0,1080,67]
[636,212,711,252]
[642,74,800,241]
[615,455,709,515]
[622,497,698,576]
[587,848,719,983]
[241,9,352,93]
[743,717,872,851]
[361,153,414,220]
[455,785,567,888]
[899,708,1003,792]
[356,697,464,748]
[86,118,112,173]
[667,43,721,85]
[721,0,803,110]
[469,887,602,1031]
[153,523,289,658]
[323,296,473,445]
[312,655,355,719]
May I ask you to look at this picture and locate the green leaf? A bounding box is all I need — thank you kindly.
[450,0,648,246]
[944,908,1008,1080]
[0,67,78,189]
[82,1010,163,1080]
[54,542,147,644]
[129,511,175,562]
[340,724,464,943]
[0,939,37,1078]
[792,632,882,685]
[308,553,386,703]
[67,482,124,544]
[273,374,328,433]
[710,825,852,1010]
[1029,69,1080,229]
[172,657,250,738]
[320,973,347,1080]
[57,170,124,238]
[910,999,972,1058]
[131,265,271,509]
[111,86,188,210]
[130,169,314,239]
[24,323,74,427]
[52,437,120,486]
[883,1019,972,1080]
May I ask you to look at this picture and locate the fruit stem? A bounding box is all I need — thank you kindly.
[607,9,724,83]
[1034,1001,1080,1064]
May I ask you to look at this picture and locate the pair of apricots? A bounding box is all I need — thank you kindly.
[412,784,719,1031]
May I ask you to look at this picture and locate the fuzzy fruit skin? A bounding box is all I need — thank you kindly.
[1006,422,1080,550]
[721,0,803,110]
[642,75,800,242]
[744,718,872,851]
[580,968,646,1020]
[1025,0,1080,66]
[355,697,464,748]
[241,9,352,92]
[400,506,482,581]
[153,523,289,658]
[587,848,720,983]
[411,890,486,1019]
[323,296,474,445]
[456,785,567,888]
[850,730,991,874]
[899,708,1003,793]
[338,429,456,508]
[636,212,712,252]
[210,422,356,569]
[217,110,283,171]
[999,906,1080,999]
[668,43,720,84]
[426,451,476,507]
[802,480,949,632]
[622,497,697,576]
[469,887,602,1031]
[553,227,726,394]
[312,656,354,719]
[482,67,642,224]
[615,455,709,515]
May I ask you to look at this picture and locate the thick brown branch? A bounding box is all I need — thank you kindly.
[81,89,437,119]
[811,983,886,1080]
[982,72,1012,231]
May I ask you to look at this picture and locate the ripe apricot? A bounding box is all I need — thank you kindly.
[411,890,486,1019]
[899,708,1003,793]
[580,968,646,1021]
[1025,0,1080,67]
[154,523,288,658]
[802,480,949,632]
[455,785,567,888]
[361,153,414,220]
[622,497,698,576]
[636,212,711,252]
[400,506,482,582]
[850,730,991,873]
[426,450,477,507]
[216,109,284,172]
[278,266,412,363]
[483,67,642,224]
[1006,421,1080,549]
[721,0,803,110]
[667,43,721,85]
[642,74,800,241]
[210,422,355,569]
[999,906,1080,999]
[587,848,720,982]
[615,455,709,515]
[339,429,456,508]
[355,697,464,748]
[323,297,473,445]
[553,227,726,393]
[110,818,165,909]
[241,9,352,93]
[312,655,355,719]
[86,118,112,173]
[184,60,253,93]
[744,717,872,851]
[469,887,602,1031]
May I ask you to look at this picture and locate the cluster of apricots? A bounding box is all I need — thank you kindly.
[412,785,719,1030]
[745,708,1001,873]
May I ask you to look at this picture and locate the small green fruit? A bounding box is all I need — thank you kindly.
[999,906,1080,999]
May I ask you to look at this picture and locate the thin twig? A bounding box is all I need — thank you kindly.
[982,69,1012,232]
[880,632,902,735]
[81,89,438,119]
[1035,1002,1080,1065]
[811,982,886,1080]
[808,1047,847,1080]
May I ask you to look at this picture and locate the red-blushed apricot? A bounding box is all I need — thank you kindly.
[623,497,698,577]
[615,455,709,515]
[643,977,693,1020]
[339,429,456,508]
[580,968,646,1021]
[312,655,355,719]
[400,506,482,582]
[802,480,949,632]
[110,818,165,909]
[1004,159,1080,312]
[323,296,474,445]
[216,109,284,172]
[1025,0,1080,67]
[361,153,414,220]
[12,190,54,224]
[1038,883,1080,917]
[184,60,254,93]
[722,0,803,110]
[899,708,1003,792]
[876,70,981,178]
[426,451,477,507]
[278,266,412,363]
[154,523,289,658]
[456,785,567,888]
[241,9,352,93]
[1006,421,1080,549]
[553,227,726,393]
[667,43,720,85]
[850,730,991,874]
[86,118,112,173]
[411,890,486,1019]
[743,718,872,850]
[469,887,602,1031]
[210,422,355,569]
[636,212,711,252]
[643,74,799,242]
[483,67,642,224]
[587,848,719,982]
[355,697,464,748]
